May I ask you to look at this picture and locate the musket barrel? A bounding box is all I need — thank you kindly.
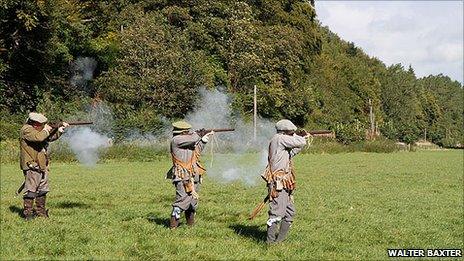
[307,130,332,135]
[68,121,93,125]
[49,121,93,128]
[207,128,235,132]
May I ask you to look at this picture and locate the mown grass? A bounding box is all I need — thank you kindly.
[1,151,462,260]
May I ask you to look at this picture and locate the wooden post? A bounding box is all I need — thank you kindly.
[253,85,257,141]
[368,99,375,138]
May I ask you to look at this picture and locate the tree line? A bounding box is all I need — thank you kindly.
[1,0,462,146]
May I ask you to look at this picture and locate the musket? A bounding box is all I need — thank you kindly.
[196,128,235,136]
[249,194,270,220]
[47,121,93,139]
[15,182,25,197]
[296,129,334,137]
[199,128,235,132]
[49,121,94,128]
[307,130,333,135]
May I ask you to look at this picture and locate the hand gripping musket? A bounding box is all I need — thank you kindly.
[15,121,93,196]
[47,121,94,140]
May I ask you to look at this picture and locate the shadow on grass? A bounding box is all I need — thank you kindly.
[9,205,24,218]
[55,201,90,209]
[146,213,170,228]
[229,224,266,243]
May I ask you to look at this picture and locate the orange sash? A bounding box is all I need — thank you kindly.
[171,146,206,179]
[261,160,296,190]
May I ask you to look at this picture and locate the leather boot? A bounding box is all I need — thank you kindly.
[23,198,34,221]
[170,216,179,229]
[275,220,292,243]
[266,223,279,243]
[185,209,195,226]
[35,195,49,218]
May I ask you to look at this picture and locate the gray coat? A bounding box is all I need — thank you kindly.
[268,133,306,173]
[169,132,206,182]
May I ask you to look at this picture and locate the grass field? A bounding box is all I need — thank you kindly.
[1,151,462,260]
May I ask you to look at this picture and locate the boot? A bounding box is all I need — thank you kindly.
[185,209,195,226]
[275,220,292,243]
[266,223,279,243]
[35,195,49,218]
[170,216,179,229]
[23,198,34,221]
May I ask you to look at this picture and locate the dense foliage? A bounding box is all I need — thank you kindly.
[1,0,462,146]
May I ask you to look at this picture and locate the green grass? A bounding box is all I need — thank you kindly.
[1,151,463,260]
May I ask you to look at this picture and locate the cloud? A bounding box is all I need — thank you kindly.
[370,15,418,33]
[316,1,463,83]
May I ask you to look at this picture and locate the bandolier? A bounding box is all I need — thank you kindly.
[261,160,296,193]
[263,119,309,244]
[170,145,206,181]
[170,145,206,195]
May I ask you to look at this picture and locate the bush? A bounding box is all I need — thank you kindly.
[1,139,18,163]
[303,137,400,154]
[0,136,403,165]
[304,139,349,154]
[112,108,167,142]
[333,121,365,144]
[0,111,23,140]
[352,138,399,153]
[1,139,169,164]
[102,143,168,162]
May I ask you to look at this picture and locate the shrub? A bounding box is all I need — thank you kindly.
[303,137,400,154]
[1,139,18,163]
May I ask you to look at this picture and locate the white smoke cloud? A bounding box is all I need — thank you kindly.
[58,100,113,167]
[184,88,275,186]
[62,127,110,167]
[59,86,276,179]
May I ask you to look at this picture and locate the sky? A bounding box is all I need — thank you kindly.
[316,1,463,84]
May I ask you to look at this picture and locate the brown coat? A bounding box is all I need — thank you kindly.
[19,124,61,171]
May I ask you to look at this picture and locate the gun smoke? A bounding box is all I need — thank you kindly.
[59,91,113,166]
[62,78,275,183]
[120,87,274,185]
[62,127,110,167]
[184,88,274,186]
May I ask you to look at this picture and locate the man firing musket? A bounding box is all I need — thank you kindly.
[250,119,310,243]
[166,121,234,229]
[18,113,93,220]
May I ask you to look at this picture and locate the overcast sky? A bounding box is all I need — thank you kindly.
[316,1,463,84]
